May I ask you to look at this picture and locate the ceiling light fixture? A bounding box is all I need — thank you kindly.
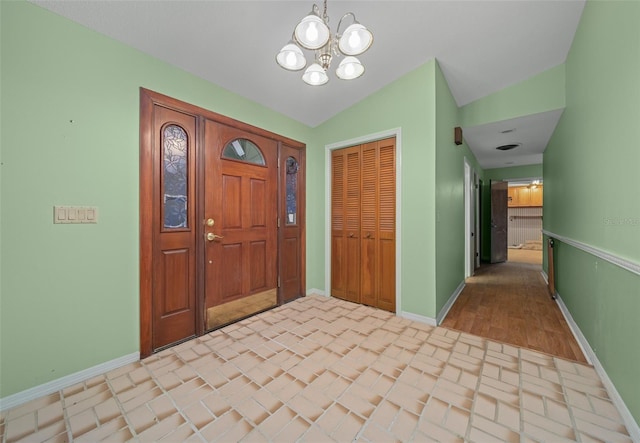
[276,0,373,86]
[496,143,521,151]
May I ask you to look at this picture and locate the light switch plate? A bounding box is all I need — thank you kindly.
[54,206,98,224]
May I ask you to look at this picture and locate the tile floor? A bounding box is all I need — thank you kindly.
[1,295,633,442]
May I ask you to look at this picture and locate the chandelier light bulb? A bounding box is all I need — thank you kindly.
[306,22,319,42]
[345,63,355,77]
[348,32,361,49]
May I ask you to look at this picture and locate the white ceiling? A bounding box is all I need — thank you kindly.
[463,108,564,169]
[30,0,585,168]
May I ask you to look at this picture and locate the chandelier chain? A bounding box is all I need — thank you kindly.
[323,0,328,23]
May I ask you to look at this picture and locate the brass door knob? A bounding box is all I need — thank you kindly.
[206,232,223,241]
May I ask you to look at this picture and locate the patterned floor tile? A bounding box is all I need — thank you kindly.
[1,295,634,442]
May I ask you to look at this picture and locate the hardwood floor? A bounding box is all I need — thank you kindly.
[441,249,588,363]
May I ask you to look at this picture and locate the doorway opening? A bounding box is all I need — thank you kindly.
[506,178,543,265]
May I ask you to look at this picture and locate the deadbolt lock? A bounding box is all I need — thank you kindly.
[206,218,215,227]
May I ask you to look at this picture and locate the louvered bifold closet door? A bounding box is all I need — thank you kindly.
[331,146,361,303]
[331,151,345,300]
[376,138,396,312]
[360,143,377,307]
[331,139,395,311]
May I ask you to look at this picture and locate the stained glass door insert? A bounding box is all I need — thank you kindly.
[163,125,188,229]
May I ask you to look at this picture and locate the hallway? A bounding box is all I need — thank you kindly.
[441,250,587,364]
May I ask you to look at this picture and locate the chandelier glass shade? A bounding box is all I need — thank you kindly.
[276,0,373,86]
[302,63,329,86]
[275,43,307,71]
[335,56,364,80]
[294,10,331,50]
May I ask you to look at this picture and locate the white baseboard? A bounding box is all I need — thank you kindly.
[310,289,436,326]
[398,311,437,327]
[0,352,139,412]
[546,281,640,439]
[436,281,466,325]
[540,271,592,366]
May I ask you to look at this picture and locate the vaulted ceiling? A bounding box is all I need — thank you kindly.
[30,0,585,169]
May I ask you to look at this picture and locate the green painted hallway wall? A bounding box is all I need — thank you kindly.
[543,0,640,423]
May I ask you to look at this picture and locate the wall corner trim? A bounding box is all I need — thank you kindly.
[549,284,640,440]
[436,281,466,325]
[0,352,140,412]
[398,311,437,327]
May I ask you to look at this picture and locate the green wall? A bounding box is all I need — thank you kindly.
[0,1,310,398]
[434,63,483,314]
[544,0,640,423]
[461,64,566,128]
[312,61,438,317]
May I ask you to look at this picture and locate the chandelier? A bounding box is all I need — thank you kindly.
[276,0,373,86]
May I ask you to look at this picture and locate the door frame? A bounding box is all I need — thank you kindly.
[323,128,402,313]
[464,158,481,277]
[464,159,473,278]
[139,88,305,358]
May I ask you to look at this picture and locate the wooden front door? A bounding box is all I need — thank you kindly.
[140,89,305,357]
[203,120,278,329]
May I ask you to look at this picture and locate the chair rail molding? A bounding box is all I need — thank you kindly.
[542,229,640,277]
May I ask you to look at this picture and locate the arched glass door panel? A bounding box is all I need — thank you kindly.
[222,138,265,165]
